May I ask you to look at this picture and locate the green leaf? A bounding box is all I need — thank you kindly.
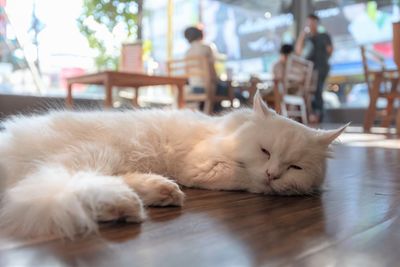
[77,0,141,70]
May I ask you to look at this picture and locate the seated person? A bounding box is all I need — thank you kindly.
[184,26,244,111]
[184,26,218,95]
[272,44,299,95]
[272,44,293,81]
[257,44,295,100]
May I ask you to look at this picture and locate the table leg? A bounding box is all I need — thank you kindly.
[177,84,185,109]
[66,83,73,109]
[104,78,113,108]
[382,96,394,128]
[132,87,139,108]
[364,73,382,132]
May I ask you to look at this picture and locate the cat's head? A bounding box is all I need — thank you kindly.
[229,92,347,195]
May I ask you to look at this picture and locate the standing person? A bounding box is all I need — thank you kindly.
[295,14,333,123]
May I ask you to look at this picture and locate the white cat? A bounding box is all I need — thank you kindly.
[0,93,346,239]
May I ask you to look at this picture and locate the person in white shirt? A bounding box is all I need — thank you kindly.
[184,26,246,112]
[184,26,219,95]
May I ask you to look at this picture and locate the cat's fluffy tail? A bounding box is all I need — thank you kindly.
[0,165,98,239]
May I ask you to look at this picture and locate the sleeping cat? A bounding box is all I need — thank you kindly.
[0,93,346,238]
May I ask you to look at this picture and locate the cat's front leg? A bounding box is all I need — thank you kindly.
[179,158,247,191]
[122,173,185,207]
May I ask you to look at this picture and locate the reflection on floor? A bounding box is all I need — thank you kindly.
[340,130,400,149]
[1,127,400,267]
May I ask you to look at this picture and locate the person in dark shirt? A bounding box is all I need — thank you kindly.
[295,13,333,123]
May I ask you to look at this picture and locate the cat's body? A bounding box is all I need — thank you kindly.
[0,94,346,238]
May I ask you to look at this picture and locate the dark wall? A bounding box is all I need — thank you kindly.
[0,94,364,124]
[325,108,365,125]
[0,94,103,120]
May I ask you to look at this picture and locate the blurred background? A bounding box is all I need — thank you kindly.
[0,0,399,121]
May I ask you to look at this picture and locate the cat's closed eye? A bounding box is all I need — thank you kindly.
[288,165,302,170]
[288,165,303,170]
[260,147,270,158]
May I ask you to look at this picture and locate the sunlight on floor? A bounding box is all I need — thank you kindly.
[339,128,400,149]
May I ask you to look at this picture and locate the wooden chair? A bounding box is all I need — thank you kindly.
[268,55,314,123]
[361,45,399,132]
[118,42,143,106]
[282,55,314,123]
[167,56,233,114]
[119,42,143,73]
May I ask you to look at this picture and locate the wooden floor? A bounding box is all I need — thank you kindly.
[1,129,400,267]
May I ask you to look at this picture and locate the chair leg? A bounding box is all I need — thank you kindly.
[300,102,308,124]
[364,73,382,132]
[280,103,288,117]
[381,96,394,128]
[273,80,282,114]
[396,107,400,136]
[381,78,398,128]
[204,100,213,115]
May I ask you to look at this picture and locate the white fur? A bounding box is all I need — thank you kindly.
[0,94,346,238]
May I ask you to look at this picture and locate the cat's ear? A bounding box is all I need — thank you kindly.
[317,123,350,145]
[253,91,274,117]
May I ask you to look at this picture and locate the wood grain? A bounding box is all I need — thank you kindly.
[1,132,400,267]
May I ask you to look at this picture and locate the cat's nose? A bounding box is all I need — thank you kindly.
[266,170,279,181]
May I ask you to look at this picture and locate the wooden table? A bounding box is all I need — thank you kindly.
[66,71,188,108]
[363,69,399,133]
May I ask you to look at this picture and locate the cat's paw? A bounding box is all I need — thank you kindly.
[95,191,146,223]
[142,177,185,207]
[77,178,147,223]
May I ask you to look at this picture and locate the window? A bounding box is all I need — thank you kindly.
[313,0,399,108]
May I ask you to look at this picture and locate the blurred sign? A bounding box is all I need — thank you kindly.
[202,0,293,60]
[60,68,86,90]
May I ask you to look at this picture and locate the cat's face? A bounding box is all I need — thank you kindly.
[230,93,347,195]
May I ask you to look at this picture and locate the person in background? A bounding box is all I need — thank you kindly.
[295,13,333,123]
[184,26,245,112]
[184,26,218,96]
[272,44,294,81]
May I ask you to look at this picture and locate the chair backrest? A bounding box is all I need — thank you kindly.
[167,56,216,113]
[283,55,314,95]
[167,56,211,93]
[119,42,143,73]
[360,45,386,92]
